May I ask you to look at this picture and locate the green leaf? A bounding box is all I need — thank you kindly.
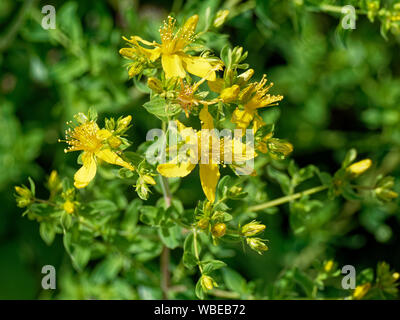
[39,222,56,245]
[72,246,91,271]
[342,149,357,168]
[183,233,200,268]
[139,206,160,226]
[222,268,246,294]
[89,200,118,215]
[91,255,124,284]
[267,166,291,195]
[293,268,314,298]
[195,278,205,300]
[143,96,181,121]
[158,225,181,249]
[202,260,227,275]
[28,177,35,197]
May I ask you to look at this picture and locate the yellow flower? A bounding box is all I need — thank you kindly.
[353,283,371,300]
[120,15,218,80]
[232,75,283,130]
[62,114,134,189]
[157,106,256,203]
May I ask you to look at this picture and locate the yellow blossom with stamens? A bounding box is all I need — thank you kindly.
[120,15,218,80]
[232,75,283,130]
[61,114,135,189]
[176,64,223,117]
[157,106,256,203]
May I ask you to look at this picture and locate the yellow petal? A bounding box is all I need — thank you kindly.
[162,54,186,78]
[157,158,196,177]
[220,85,240,103]
[199,163,220,203]
[199,105,214,130]
[97,129,113,140]
[74,152,97,189]
[182,15,199,35]
[122,36,161,61]
[96,149,135,171]
[207,78,224,93]
[181,55,216,81]
[231,108,254,130]
[133,35,158,47]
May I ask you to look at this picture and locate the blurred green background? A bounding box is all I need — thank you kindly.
[1,0,399,299]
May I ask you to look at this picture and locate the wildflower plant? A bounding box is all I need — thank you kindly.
[13,4,400,300]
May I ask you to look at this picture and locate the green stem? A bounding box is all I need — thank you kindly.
[193,228,203,273]
[158,131,172,299]
[159,175,172,207]
[248,185,328,212]
[315,4,367,15]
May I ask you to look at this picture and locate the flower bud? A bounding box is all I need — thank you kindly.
[246,237,269,254]
[392,272,400,280]
[213,10,229,28]
[267,138,293,159]
[63,200,75,214]
[220,85,240,103]
[237,69,254,84]
[142,174,156,185]
[117,115,132,131]
[324,260,334,273]
[241,220,266,237]
[211,223,226,238]
[346,159,372,177]
[353,283,371,300]
[48,170,61,192]
[200,275,216,291]
[15,186,32,199]
[197,218,209,230]
[108,136,122,148]
[147,77,163,93]
[228,185,243,198]
[74,112,89,124]
[182,15,199,35]
[375,187,398,202]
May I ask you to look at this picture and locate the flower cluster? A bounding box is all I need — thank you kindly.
[14,11,399,301]
[120,14,292,204]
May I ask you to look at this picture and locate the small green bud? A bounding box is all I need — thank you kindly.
[213,10,229,28]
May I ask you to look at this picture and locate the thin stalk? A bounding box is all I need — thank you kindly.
[159,120,172,299]
[193,228,203,273]
[248,185,328,212]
